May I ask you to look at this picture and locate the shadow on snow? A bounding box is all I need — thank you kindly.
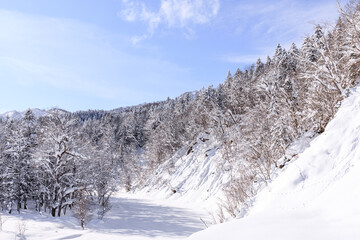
[87,196,205,238]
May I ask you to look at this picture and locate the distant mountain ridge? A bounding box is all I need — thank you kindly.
[0,108,68,120]
[0,90,198,122]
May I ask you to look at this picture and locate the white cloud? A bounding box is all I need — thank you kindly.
[121,7,138,22]
[235,0,340,42]
[131,34,148,45]
[222,0,345,64]
[160,0,220,27]
[118,0,220,43]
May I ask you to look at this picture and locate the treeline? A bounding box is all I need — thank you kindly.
[0,0,359,222]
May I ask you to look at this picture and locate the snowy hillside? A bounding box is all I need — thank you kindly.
[139,132,231,211]
[187,85,360,240]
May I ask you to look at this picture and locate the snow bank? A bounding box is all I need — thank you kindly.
[188,86,360,240]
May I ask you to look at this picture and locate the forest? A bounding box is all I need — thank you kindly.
[0,0,359,226]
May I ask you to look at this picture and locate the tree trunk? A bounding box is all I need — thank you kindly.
[17,199,21,213]
[24,197,27,210]
[51,207,56,217]
[58,199,63,217]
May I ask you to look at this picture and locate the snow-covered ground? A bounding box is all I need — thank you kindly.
[187,86,360,240]
[0,193,208,240]
[2,88,360,240]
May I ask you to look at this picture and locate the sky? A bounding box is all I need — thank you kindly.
[0,0,348,113]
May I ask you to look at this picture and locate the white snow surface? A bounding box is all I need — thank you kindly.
[187,86,360,239]
[0,193,208,240]
[138,132,231,211]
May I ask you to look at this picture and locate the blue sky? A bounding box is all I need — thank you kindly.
[0,0,347,113]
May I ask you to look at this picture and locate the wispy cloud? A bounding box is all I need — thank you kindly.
[118,0,220,43]
[0,9,196,110]
[222,0,344,64]
[0,9,119,99]
[233,0,339,36]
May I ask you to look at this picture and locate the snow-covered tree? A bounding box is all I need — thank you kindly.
[0,110,39,213]
[34,114,89,217]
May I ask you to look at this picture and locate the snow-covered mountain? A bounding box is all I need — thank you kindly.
[0,110,23,120]
[187,85,360,239]
[0,108,67,120]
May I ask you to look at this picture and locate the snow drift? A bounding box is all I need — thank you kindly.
[187,86,360,240]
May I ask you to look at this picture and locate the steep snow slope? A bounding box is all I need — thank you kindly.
[187,86,360,240]
[139,133,232,211]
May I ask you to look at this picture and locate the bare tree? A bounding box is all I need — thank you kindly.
[73,191,94,229]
